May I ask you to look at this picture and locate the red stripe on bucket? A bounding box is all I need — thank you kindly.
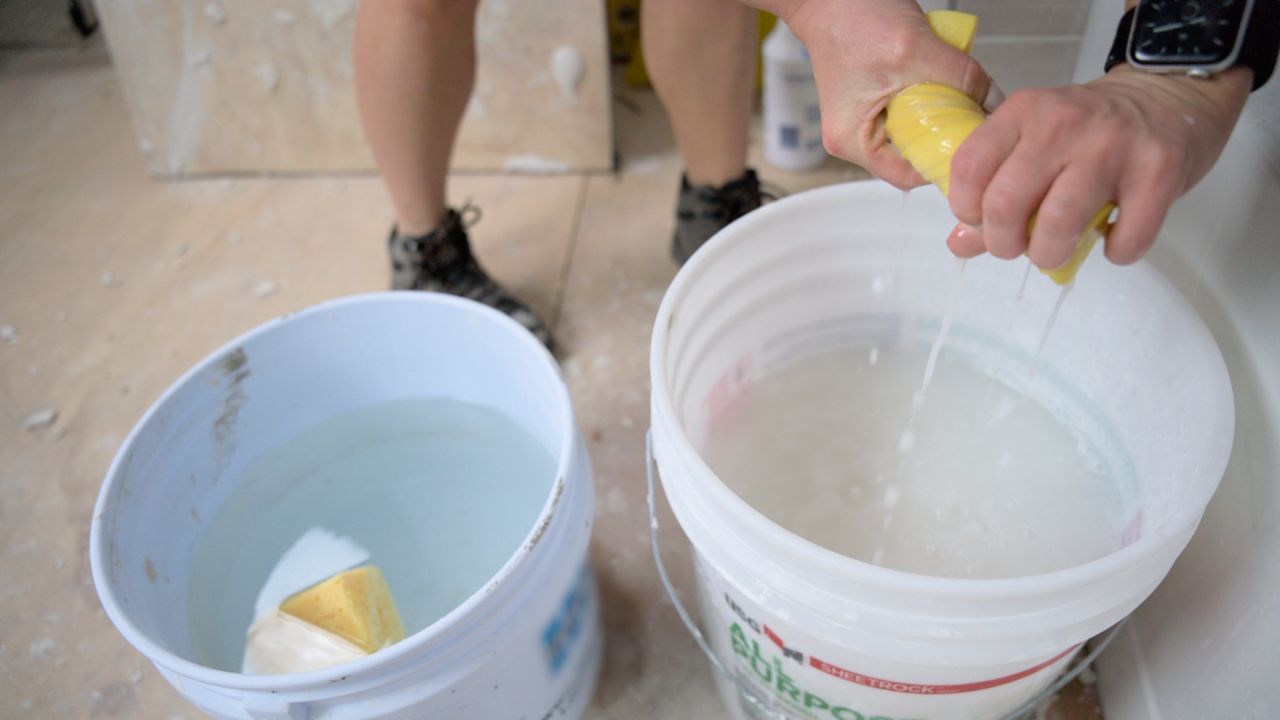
[808,644,1080,695]
[764,625,785,649]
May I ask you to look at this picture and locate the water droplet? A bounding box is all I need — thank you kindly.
[883,485,900,510]
[898,428,916,453]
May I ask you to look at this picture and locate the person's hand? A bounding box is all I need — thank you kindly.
[945,66,1252,270]
[780,0,996,188]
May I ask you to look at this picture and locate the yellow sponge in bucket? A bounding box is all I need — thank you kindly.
[280,565,406,654]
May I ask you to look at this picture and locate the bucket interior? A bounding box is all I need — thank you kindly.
[659,182,1234,576]
[92,295,570,672]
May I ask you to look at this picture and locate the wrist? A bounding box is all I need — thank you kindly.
[1090,64,1250,193]
[1097,64,1251,119]
[1107,0,1278,92]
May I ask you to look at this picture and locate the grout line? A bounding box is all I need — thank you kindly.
[972,34,1083,44]
[548,174,591,336]
[148,167,616,182]
[0,41,91,50]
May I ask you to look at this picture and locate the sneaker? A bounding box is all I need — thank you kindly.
[671,168,777,264]
[389,205,555,349]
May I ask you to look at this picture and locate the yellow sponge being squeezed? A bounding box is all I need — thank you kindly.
[924,9,978,53]
[884,11,987,198]
[279,565,406,654]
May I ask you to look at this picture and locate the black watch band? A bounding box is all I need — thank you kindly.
[1105,0,1279,92]
[1239,0,1279,90]
[1104,7,1136,76]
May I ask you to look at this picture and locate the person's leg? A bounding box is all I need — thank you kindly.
[643,0,767,263]
[354,0,477,236]
[643,0,756,188]
[354,0,553,348]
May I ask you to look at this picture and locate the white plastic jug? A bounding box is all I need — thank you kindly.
[763,20,826,171]
[90,293,602,720]
[649,182,1234,720]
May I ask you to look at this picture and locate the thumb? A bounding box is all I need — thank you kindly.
[864,144,928,190]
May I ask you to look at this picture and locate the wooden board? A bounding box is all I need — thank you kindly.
[95,0,613,176]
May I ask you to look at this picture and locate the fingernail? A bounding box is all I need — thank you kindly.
[948,223,983,249]
[983,82,1006,113]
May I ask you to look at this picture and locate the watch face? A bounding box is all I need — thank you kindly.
[1132,0,1250,65]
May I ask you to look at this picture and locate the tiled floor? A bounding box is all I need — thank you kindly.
[0,42,1100,719]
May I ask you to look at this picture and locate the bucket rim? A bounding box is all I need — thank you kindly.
[649,180,1233,603]
[89,291,580,691]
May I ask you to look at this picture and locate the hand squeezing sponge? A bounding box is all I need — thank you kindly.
[885,11,1115,285]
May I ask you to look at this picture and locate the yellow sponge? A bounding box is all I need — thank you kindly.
[886,84,985,197]
[884,11,985,197]
[280,565,406,654]
[924,10,978,53]
[1040,204,1115,285]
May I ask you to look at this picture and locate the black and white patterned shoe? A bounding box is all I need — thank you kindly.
[389,205,555,350]
[671,168,778,264]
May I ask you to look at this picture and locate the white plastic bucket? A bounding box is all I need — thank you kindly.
[90,293,602,720]
[649,182,1234,720]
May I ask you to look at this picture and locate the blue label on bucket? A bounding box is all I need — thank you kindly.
[542,565,592,674]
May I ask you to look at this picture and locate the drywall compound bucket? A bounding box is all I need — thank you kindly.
[648,182,1234,720]
[90,293,601,720]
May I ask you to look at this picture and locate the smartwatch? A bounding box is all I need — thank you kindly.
[1105,0,1280,91]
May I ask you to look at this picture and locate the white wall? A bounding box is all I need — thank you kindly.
[962,0,1094,91]
[1077,3,1280,718]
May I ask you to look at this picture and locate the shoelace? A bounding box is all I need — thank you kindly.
[456,201,482,228]
[706,178,780,221]
[758,181,784,203]
[409,202,482,253]
[431,206,504,299]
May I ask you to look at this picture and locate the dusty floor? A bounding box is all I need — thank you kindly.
[0,40,1102,719]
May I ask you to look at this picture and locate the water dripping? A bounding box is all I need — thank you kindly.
[1015,260,1033,302]
[898,257,967,455]
[1030,282,1074,379]
[920,257,967,398]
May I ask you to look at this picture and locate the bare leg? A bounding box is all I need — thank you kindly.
[643,0,757,186]
[355,0,552,347]
[354,0,479,235]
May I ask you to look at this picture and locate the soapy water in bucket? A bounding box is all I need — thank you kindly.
[700,344,1124,578]
[187,397,555,672]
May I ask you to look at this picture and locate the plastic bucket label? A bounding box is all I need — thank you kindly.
[542,564,595,674]
[696,559,1075,720]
